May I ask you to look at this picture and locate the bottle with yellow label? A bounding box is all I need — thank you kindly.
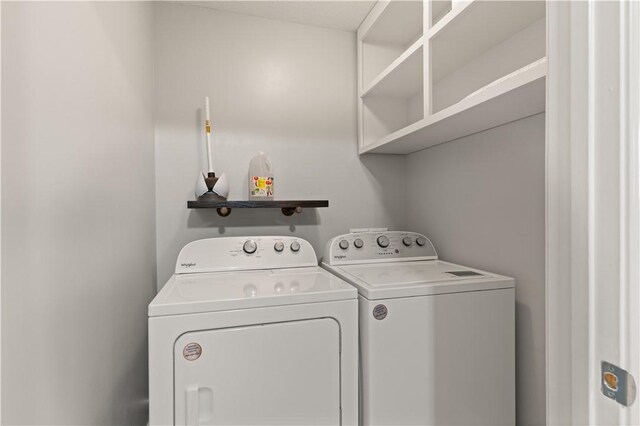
[249,152,274,200]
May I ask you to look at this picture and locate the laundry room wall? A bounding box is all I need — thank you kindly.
[406,113,546,426]
[154,2,407,286]
[1,2,156,425]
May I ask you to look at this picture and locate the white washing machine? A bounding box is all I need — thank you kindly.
[322,231,515,426]
[149,236,359,426]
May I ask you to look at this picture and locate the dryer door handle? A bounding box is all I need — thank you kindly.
[186,384,199,426]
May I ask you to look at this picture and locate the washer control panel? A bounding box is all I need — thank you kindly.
[323,231,437,265]
[176,236,317,274]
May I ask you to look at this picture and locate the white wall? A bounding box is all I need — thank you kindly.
[154,3,407,285]
[1,2,156,424]
[1,3,545,425]
[406,114,546,426]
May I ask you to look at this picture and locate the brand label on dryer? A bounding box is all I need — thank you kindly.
[183,343,202,361]
[373,304,388,320]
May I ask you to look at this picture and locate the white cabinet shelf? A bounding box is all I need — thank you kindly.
[361,58,546,154]
[361,38,423,98]
[359,1,423,91]
[357,0,546,155]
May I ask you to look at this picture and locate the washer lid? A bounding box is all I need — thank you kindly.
[325,260,514,300]
[149,266,356,317]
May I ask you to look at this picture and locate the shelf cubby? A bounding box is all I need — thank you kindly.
[361,42,424,147]
[359,0,423,91]
[362,38,423,98]
[429,1,545,113]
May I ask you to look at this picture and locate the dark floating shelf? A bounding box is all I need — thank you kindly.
[187,199,329,217]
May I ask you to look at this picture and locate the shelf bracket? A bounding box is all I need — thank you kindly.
[214,206,304,217]
[281,206,303,216]
[216,207,232,217]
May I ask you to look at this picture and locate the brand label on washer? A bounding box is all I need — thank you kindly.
[373,304,388,320]
[183,343,202,361]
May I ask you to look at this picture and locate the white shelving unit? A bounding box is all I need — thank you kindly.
[358,0,424,148]
[357,0,546,155]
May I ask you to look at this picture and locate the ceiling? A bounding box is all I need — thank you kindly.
[182,1,377,32]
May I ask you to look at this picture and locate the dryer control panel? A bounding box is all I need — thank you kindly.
[176,236,317,274]
[323,231,437,265]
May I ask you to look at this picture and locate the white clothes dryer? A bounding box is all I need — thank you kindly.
[149,236,358,426]
[322,231,515,426]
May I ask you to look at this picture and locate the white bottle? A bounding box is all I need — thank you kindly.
[248,152,274,200]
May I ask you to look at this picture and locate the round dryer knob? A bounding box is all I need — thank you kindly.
[377,235,390,248]
[416,236,427,247]
[338,239,349,250]
[354,238,364,249]
[290,241,301,252]
[243,239,257,254]
[274,241,284,252]
[402,237,413,247]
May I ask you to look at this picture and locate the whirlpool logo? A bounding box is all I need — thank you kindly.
[181,262,196,268]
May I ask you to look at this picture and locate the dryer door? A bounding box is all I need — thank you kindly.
[174,318,341,426]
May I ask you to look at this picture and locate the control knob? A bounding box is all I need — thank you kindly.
[338,239,349,250]
[416,236,427,247]
[354,238,364,249]
[243,239,257,254]
[377,235,390,248]
[274,241,284,252]
[290,241,301,252]
[402,237,413,247]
